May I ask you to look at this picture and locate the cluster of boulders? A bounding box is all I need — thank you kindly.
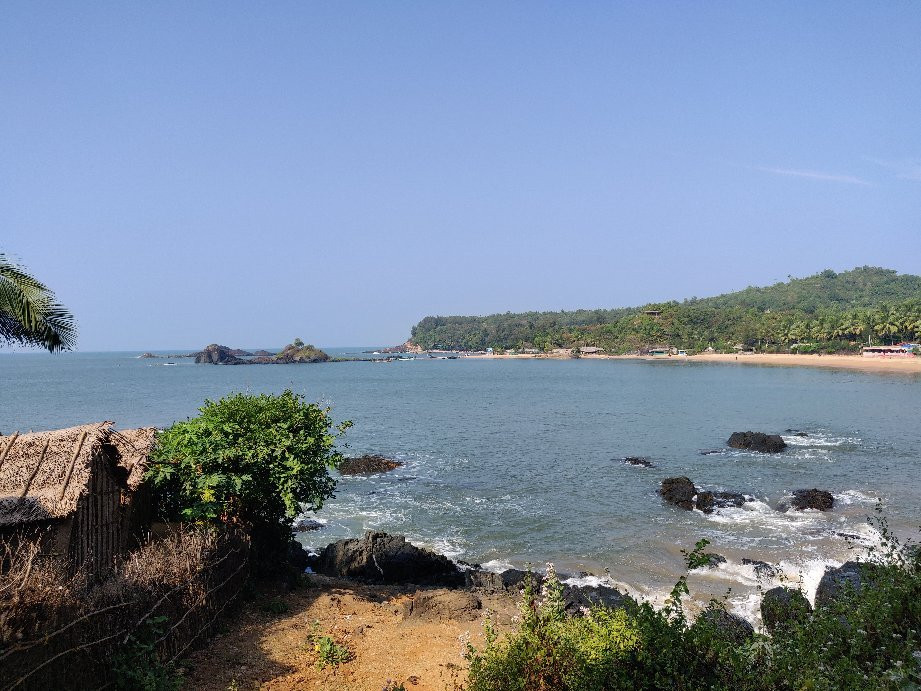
[658,477,750,514]
[191,341,328,365]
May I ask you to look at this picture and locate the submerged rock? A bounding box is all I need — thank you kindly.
[727,431,787,453]
[339,455,404,475]
[791,488,834,511]
[292,517,325,532]
[761,586,812,633]
[315,531,463,587]
[660,477,697,510]
[814,561,881,609]
[694,491,745,514]
[623,456,655,468]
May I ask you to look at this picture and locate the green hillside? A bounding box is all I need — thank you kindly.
[409,267,921,353]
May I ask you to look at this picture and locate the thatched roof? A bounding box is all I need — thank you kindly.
[0,423,157,527]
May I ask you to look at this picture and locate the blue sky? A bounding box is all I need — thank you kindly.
[2,2,919,350]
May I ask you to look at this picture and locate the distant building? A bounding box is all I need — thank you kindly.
[644,310,661,317]
[648,347,670,357]
[579,347,603,355]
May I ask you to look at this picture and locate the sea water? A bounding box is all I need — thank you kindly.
[2,350,919,626]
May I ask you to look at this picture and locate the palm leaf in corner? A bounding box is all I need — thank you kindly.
[0,254,77,352]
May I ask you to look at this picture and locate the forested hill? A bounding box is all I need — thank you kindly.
[409,267,921,353]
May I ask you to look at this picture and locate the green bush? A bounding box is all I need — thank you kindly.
[147,390,350,558]
[465,522,921,690]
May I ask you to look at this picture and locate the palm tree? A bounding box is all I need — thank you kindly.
[0,254,77,352]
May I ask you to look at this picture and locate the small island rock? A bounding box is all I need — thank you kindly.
[727,431,787,453]
[339,455,403,475]
[791,488,834,511]
[660,477,697,510]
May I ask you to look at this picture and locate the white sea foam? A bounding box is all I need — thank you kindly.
[781,432,861,448]
[834,489,877,505]
[481,559,516,573]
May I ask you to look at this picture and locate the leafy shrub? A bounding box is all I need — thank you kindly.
[311,634,353,668]
[260,597,290,615]
[465,521,921,690]
[112,617,183,691]
[148,390,350,559]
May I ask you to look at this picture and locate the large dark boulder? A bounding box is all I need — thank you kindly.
[761,586,812,633]
[814,561,881,609]
[660,477,697,510]
[791,488,834,511]
[694,608,755,646]
[316,531,463,587]
[193,344,246,365]
[742,558,778,580]
[727,431,787,453]
[562,584,631,614]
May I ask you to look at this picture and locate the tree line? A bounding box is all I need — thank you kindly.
[410,267,921,353]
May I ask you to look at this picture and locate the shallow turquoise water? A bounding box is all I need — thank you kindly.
[2,350,918,622]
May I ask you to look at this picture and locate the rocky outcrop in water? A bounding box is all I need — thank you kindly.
[339,455,403,475]
[814,561,881,608]
[791,488,834,511]
[466,568,543,594]
[194,344,247,365]
[623,456,655,468]
[660,477,697,510]
[695,490,747,514]
[727,431,787,453]
[742,558,778,580]
[761,586,812,633]
[315,531,464,587]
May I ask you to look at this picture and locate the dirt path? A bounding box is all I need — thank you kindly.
[181,576,517,691]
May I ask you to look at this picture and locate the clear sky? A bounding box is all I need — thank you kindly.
[2,2,920,350]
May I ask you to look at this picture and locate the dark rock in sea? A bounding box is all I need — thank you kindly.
[139,352,158,358]
[699,449,723,456]
[562,584,631,614]
[251,349,273,357]
[761,586,812,633]
[814,561,881,609]
[623,456,654,468]
[727,431,787,453]
[660,477,697,510]
[694,608,755,646]
[252,340,330,364]
[695,491,715,514]
[742,558,778,580]
[193,344,247,365]
[292,517,325,532]
[339,455,404,475]
[403,589,482,621]
[465,568,543,594]
[315,531,463,587]
[784,428,809,437]
[791,488,834,511]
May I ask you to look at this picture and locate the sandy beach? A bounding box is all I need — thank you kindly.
[464,351,921,374]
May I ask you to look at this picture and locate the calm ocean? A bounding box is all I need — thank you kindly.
[2,349,918,624]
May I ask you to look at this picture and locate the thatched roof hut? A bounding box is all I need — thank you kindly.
[0,423,157,573]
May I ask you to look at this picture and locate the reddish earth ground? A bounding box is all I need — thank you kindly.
[181,576,518,691]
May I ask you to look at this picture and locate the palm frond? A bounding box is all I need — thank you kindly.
[0,254,77,352]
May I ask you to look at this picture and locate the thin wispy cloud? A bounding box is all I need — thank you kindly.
[866,157,921,182]
[758,167,872,186]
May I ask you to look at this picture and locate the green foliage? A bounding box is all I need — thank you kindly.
[410,267,921,353]
[113,617,183,691]
[147,390,350,555]
[311,634,353,668]
[0,253,77,352]
[465,516,921,691]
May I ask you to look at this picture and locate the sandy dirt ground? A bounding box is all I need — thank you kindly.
[465,351,921,374]
[181,576,518,691]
